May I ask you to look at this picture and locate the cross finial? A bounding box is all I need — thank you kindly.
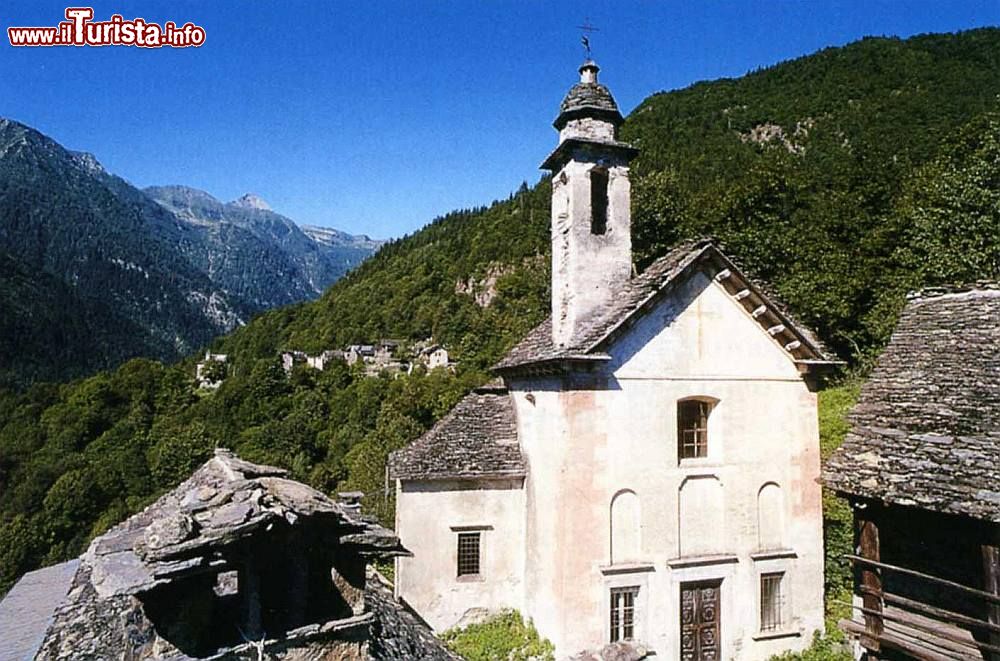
[577,18,599,60]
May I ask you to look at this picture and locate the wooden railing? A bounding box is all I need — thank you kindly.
[841,554,1000,661]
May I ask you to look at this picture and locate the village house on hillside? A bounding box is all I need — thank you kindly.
[389,59,840,659]
[824,286,1000,661]
[0,450,456,660]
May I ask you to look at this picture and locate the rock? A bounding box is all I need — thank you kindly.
[207,500,253,528]
[568,641,650,661]
[143,513,194,550]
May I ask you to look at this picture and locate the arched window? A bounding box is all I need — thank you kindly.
[679,476,723,557]
[590,167,609,235]
[757,483,785,550]
[677,397,717,461]
[610,489,640,564]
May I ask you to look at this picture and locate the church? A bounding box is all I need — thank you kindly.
[389,58,838,660]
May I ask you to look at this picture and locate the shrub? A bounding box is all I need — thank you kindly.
[442,610,555,661]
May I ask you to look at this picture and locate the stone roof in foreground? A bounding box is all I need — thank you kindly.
[824,285,1000,522]
[389,381,525,482]
[84,449,404,600]
[494,239,838,374]
[10,450,433,660]
[24,562,455,661]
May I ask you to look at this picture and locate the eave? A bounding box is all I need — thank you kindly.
[541,137,639,171]
[393,469,527,484]
[491,353,612,377]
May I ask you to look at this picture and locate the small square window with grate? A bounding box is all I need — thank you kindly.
[457,532,481,577]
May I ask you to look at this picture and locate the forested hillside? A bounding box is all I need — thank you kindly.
[4,29,1000,597]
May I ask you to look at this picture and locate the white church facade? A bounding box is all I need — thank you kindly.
[389,60,837,660]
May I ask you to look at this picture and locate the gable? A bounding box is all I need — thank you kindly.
[493,240,838,376]
[608,268,803,380]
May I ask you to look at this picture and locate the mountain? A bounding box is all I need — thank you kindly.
[0,118,247,386]
[0,121,382,386]
[145,185,382,309]
[4,28,1000,599]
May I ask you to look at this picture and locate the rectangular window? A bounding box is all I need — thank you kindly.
[609,586,639,642]
[456,532,481,577]
[760,572,784,632]
[678,399,711,460]
[590,169,609,235]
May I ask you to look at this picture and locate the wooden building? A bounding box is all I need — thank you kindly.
[825,285,1000,660]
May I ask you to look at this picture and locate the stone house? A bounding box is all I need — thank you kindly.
[345,345,376,366]
[0,450,456,660]
[824,286,1000,660]
[420,345,450,370]
[389,60,839,659]
[307,349,344,371]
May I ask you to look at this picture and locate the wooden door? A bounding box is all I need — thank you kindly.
[680,580,721,661]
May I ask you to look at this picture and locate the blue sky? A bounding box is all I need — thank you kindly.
[2,1,999,238]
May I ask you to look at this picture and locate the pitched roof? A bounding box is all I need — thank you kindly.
[9,451,417,659]
[824,285,1000,522]
[554,61,624,130]
[31,563,454,660]
[493,239,838,374]
[389,381,525,482]
[0,559,79,661]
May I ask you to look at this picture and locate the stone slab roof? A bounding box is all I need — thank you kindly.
[366,571,461,660]
[389,382,525,482]
[28,563,454,660]
[86,449,404,600]
[824,286,1000,522]
[0,559,79,661]
[0,451,436,659]
[494,239,837,374]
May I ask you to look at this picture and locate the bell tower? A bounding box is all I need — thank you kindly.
[542,60,638,346]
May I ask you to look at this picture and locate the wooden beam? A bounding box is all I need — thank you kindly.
[840,619,962,661]
[985,540,1000,661]
[848,555,1000,606]
[856,503,883,657]
[843,602,1000,656]
[882,591,1000,635]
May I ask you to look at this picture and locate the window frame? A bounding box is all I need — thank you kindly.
[759,571,785,633]
[456,531,482,578]
[609,585,640,642]
[677,398,716,462]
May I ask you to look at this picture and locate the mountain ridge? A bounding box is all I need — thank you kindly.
[0,120,382,386]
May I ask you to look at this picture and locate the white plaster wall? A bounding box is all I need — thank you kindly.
[551,156,632,345]
[508,272,825,658]
[394,478,525,632]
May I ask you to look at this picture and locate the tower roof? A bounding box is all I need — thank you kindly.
[554,60,624,130]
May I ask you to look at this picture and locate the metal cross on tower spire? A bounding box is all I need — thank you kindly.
[577,18,599,59]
